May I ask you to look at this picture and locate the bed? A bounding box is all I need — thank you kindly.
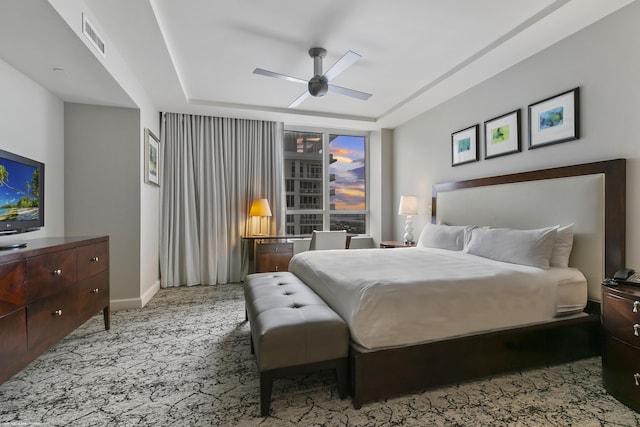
[288,159,626,408]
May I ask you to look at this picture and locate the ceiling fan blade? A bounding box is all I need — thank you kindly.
[327,84,372,101]
[288,91,311,108]
[323,51,361,81]
[253,68,307,85]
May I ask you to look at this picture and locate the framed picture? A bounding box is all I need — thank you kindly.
[528,87,579,149]
[451,124,479,166]
[144,128,160,186]
[484,109,521,159]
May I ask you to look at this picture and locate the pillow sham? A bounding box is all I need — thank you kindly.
[550,224,574,268]
[416,223,472,251]
[464,226,557,269]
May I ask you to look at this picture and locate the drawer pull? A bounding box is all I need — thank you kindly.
[91,288,100,294]
[634,301,640,313]
[52,269,62,276]
[275,265,279,271]
[53,309,63,316]
[635,373,640,386]
[90,256,100,262]
[634,324,640,337]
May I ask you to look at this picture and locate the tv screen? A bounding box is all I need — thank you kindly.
[0,149,44,234]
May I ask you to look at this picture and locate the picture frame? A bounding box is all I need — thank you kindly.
[451,124,479,166]
[144,128,160,186]
[484,109,521,159]
[528,87,579,149]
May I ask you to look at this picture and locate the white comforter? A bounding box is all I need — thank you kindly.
[289,247,585,350]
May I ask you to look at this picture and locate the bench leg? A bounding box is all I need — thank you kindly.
[259,371,273,417]
[336,360,347,399]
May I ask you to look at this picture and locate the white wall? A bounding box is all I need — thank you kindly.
[0,58,65,242]
[392,1,640,270]
[50,0,161,308]
[369,129,394,245]
[64,103,142,307]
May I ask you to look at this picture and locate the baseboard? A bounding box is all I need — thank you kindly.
[141,280,160,307]
[110,280,160,311]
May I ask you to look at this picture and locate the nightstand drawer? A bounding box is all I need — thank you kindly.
[602,289,640,346]
[256,242,293,255]
[602,334,640,412]
[256,242,293,273]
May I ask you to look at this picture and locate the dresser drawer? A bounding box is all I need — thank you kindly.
[602,334,640,412]
[27,249,77,300]
[0,306,27,362]
[27,287,78,353]
[602,289,640,346]
[77,270,109,324]
[77,241,109,281]
[0,260,26,306]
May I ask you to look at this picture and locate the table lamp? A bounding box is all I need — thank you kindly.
[398,195,418,244]
[249,198,272,235]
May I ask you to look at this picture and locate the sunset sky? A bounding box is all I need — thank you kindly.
[330,135,365,210]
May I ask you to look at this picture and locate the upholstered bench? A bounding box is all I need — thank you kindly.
[244,272,349,417]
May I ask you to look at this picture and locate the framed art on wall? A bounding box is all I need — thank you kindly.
[451,124,479,166]
[528,87,579,149]
[484,109,521,159]
[144,128,160,186]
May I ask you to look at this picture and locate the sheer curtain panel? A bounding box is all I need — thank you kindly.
[160,113,284,287]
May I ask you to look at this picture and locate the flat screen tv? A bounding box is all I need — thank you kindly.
[0,148,44,241]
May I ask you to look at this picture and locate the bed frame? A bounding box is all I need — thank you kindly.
[349,159,626,408]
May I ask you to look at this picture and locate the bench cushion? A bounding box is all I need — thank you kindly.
[244,272,348,371]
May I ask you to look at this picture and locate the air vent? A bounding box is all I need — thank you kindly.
[82,13,106,57]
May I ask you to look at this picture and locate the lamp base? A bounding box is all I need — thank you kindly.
[403,216,414,244]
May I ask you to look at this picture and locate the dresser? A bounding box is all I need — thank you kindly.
[0,236,109,384]
[602,283,640,412]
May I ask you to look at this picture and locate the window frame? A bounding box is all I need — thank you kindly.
[284,125,369,234]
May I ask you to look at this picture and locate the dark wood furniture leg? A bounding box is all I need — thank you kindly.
[103,306,110,330]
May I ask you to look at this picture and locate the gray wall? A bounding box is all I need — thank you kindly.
[392,1,640,269]
[0,58,65,243]
[65,103,141,305]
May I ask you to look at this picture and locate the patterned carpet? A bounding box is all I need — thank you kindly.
[1,284,639,426]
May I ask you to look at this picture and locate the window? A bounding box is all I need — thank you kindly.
[284,127,368,235]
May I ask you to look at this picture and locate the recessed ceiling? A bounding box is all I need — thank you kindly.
[0,0,635,130]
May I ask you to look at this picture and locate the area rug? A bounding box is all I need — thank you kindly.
[1,285,638,426]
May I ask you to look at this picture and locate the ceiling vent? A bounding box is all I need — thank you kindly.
[82,13,106,57]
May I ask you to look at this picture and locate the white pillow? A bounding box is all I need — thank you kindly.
[550,224,574,268]
[464,226,558,269]
[416,223,472,251]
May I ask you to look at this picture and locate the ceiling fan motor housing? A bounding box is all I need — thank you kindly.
[308,75,328,97]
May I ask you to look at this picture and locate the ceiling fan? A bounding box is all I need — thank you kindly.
[253,47,372,108]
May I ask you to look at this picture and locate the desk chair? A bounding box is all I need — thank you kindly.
[309,230,348,250]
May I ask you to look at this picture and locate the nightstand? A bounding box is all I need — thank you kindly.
[379,241,416,248]
[256,242,293,273]
[602,283,640,412]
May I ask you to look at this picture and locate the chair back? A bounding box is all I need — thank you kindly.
[309,230,348,250]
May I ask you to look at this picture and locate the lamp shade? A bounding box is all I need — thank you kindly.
[249,198,272,217]
[398,196,418,216]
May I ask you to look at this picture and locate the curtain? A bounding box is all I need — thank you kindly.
[159,113,284,287]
